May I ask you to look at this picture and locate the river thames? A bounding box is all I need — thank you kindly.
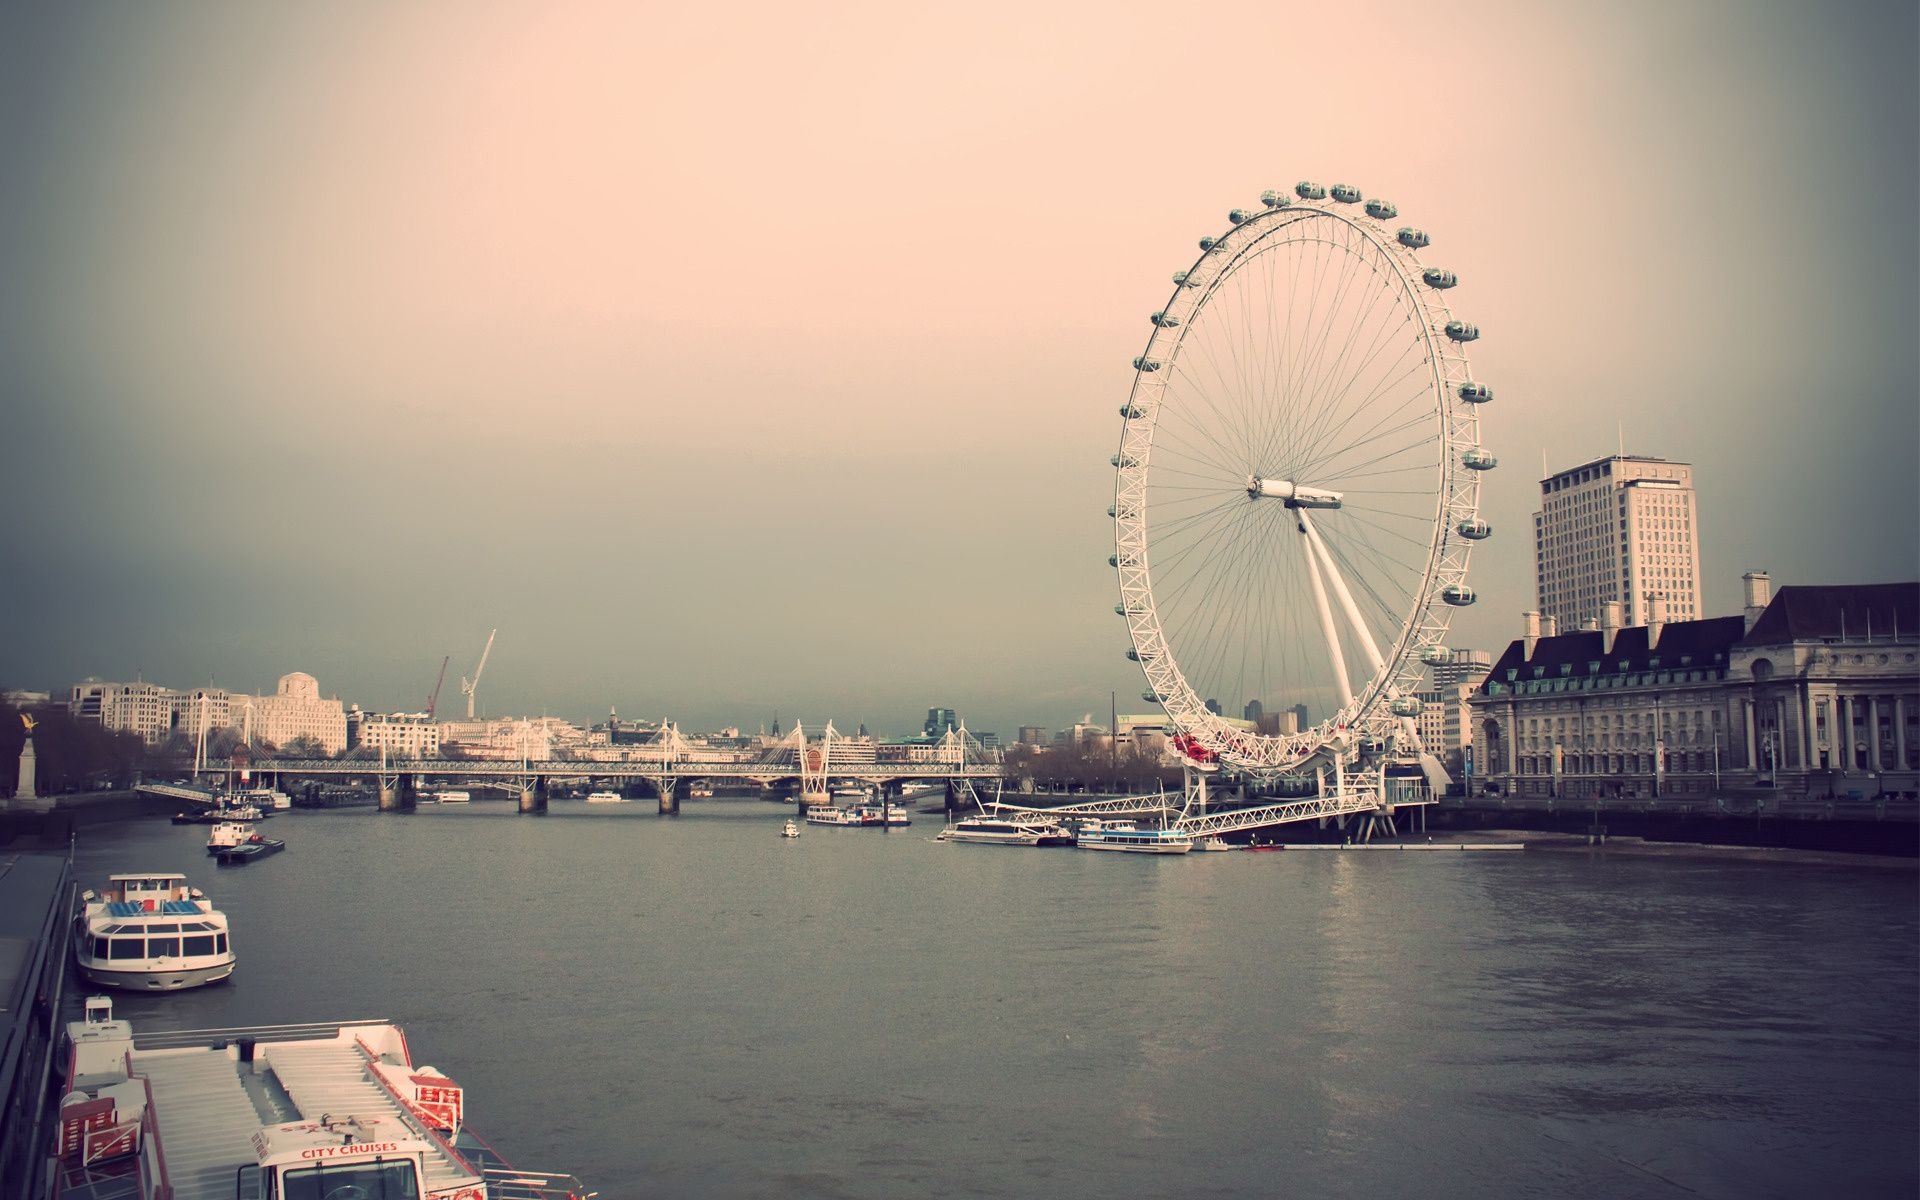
[66,801,1917,1199]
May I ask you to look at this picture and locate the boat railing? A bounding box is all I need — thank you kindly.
[483,1167,599,1200]
[129,1019,394,1051]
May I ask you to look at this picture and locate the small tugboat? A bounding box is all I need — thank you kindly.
[73,873,236,990]
[49,995,591,1200]
[782,818,802,838]
[207,820,287,866]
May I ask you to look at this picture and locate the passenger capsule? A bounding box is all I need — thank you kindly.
[1198,235,1220,251]
[1365,198,1397,220]
[1107,504,1118,517]
[1442,585,1478,607]
[1259,189,1291,209]
[1390,697,1423,718]
[1458,382,1492,403]
[1132,356,1162,372]
[1397,227,1430,249]
[1108,555,1118,567]
[1115,604,1128,615]
[1126,648,1155,662]
[1228,208,1255,225]
[1151,311,1180,328]
[1112,453,1140,468]
[1422,268,1457,289]
[1462,448,1497,471]
[1445,321,1479,343]
[1419,643,1453,667]
[1295,181,1327,200]
[1120,404,1145,420]
[1142,691,1163,703]
[1173,270,1199,288]
[1330,184,1361,204]
[1456,518,1493,539]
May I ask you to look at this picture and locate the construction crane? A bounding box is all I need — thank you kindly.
[460,629,496,721]
[424,655,450,720]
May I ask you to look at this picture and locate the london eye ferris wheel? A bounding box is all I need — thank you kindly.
[1112,181,1494,778]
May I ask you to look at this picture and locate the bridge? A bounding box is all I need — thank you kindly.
[180,723,1004,815]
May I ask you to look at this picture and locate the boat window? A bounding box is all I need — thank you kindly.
[149,923,181,933]
[216,934,230,954]
[281,1160,420,1200]
[119,924,147,934]
[183,935,216,956]
[108,938,145,960]
[149,936,181,957]
[93,937,111,958]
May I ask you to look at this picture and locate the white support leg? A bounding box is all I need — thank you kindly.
[1298,509,1387,677]
[1300,523,1353,706]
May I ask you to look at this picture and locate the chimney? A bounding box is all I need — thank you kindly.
[1743,571,1772,632]
[1522,611,1541,657]
[1541,614,1558,638]
[1601,600,1624,655]
[1647,594,1668,649]
[1579,617,1599,632]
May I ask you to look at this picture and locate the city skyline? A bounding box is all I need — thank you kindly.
[1,1,1914,740]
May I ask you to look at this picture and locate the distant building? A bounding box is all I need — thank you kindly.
[1016,725,1048,747]
[242,672,347,756]
[1430,649,1491,694]
[924,708,958,738]
[69,681,177,745]
[348,708,441,758]
[1290,703,1310,730]
[1242,699,1264,724]
[1535,454,1702,631]
[1204,698,1222,716]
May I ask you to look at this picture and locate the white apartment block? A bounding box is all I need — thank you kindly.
[348,709,442,757]
[70,681,177,745]
[1535,455,1702,631]
[239,672,347,755]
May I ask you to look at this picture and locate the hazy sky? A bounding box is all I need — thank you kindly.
[2,0,1914,738]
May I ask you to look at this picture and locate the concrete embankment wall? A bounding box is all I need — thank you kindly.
[0,791,178,846]
[1430,805,1919,857]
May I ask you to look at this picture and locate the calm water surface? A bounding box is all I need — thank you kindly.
[69,802,1918,1199]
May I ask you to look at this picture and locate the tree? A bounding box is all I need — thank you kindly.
[276,736,329,760]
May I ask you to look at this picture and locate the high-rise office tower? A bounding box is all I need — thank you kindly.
[1534,454,1702,629]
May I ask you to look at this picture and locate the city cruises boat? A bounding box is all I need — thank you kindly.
[585,791,629,804]
[435,790,471,804]
[72,873,235,991]
[233,786,292,811]
[49,995,590,1200]
[937,815,1073,846]
[1075,819,1195,854]
[804,806,867,826]
[688,782,716,798]
[855,804,911,827]
[782,818,802,838]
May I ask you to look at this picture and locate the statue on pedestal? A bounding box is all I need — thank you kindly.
[15,713,38,800]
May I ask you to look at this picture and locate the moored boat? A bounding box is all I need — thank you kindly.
[782,818,802,838]
[937,815,1073,846]
[50,995,590,1200]
[584,791,628,804]
[856,804,911,828]
[435,790,471,804]
[72,873,236,991]
[804,805,867,826]
[1075,818,1194,854]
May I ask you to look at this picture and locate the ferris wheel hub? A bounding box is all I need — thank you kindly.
[1246,477,1344,509]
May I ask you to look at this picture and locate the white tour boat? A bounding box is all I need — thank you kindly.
[804,805,867,826]
[782,818,802,838]
[856,804,911,828]
[435,790,471,804]
[73,873,236,991]
[1075,818,1195,855]
[49,995,589,1200]
[937,815,1073,846]
[585,791,629,804]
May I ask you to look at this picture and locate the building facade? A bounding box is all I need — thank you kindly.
[245,673,347,756]
[69,682,178,745]
[1472,576,1918,801]
[347,709,441,757]
[1534,455,1702,630]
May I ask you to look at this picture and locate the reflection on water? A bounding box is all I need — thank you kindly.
[70,805,1917,1199]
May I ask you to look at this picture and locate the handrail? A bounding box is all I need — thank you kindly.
[130,1020,391,1051]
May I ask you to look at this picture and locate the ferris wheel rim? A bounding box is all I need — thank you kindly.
[1112,192,1486,773]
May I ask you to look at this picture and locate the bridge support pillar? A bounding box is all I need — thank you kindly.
[656,776,679,815]
[519,777,548,814]
[378,783,400,812]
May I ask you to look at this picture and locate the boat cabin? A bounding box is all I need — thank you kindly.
[97,873,199,910]
[239,1116,436,1200]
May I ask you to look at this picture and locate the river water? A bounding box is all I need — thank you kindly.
[68,801,1917,1199]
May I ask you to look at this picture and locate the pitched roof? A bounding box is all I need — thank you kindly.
[1479,615,1747,692]
[1739,582,1919,646]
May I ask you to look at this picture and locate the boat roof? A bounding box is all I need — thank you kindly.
[105,899,204,916]
[108,872,186,881]
[250,1115,431,1168]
